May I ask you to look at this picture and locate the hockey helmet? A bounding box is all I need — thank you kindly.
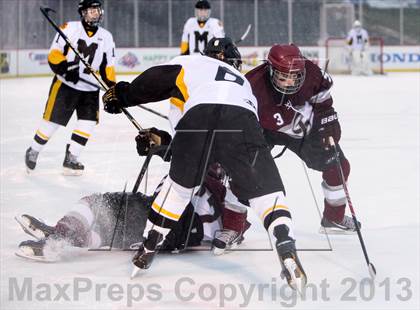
[195,0,211,22]
[353,20,362,29]
[204,37,242,71]
[267,44,306,95]
[78,0,103,27]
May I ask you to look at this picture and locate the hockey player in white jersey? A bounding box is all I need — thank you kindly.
[180,0,225,55]
[347,20,372,75]
[25,0,116,175]
[102,37,307,291]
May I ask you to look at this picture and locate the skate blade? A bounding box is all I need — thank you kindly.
[130,266,143,279]
[213,241,239,256]
[26,167,34,175]
[283,258,307,294]
[62,168,83,176]
[14,216,44,240]
[15,249,58,263]
[319,226,356,235]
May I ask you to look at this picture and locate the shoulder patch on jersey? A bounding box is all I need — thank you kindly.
[59,22,68,30]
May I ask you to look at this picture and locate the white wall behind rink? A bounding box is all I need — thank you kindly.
[0,45,419,78]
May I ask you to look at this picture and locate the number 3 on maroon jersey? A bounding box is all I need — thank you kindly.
[273,113,284,127]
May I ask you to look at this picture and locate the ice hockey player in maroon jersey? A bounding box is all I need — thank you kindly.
[246,44,360,234]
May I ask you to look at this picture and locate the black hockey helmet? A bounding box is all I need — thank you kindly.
[78,0,103,27]
[195,0,211,22]
[195,0,211,9]
[204,37,242,71]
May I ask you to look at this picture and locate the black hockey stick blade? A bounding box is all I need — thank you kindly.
[235,24,252,44]
[40,6,56,15]
[368,262,377,279]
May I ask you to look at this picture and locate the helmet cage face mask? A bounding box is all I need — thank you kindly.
[79,1,103,27]
[195,8,211,22]
[269,64,306,95]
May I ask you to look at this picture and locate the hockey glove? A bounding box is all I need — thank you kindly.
[64,61,80,84]
[135,128,172,161]
[312,107,341,148]
[299,139,336,171]
[102,81,130,114]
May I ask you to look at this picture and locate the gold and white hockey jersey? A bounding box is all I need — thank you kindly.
[125,55,258,131]
[48,21,116,92]
[180,17,225,55]
[166,55,257,129]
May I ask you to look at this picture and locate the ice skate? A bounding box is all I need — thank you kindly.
[15,214,55,240]
[63,144,84,176]
[212,229,243,255]
[131,230,162,278]
[319,215,361,235]
[15,239,59,262]
[25,147,39,173]
[276,238,307,293]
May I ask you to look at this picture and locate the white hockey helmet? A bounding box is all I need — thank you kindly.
[353,20,362,29]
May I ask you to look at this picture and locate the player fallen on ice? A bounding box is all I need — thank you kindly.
[16,163,250,260]
[102,37,307,291]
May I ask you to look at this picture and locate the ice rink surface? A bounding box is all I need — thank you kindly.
[1,73,419,309]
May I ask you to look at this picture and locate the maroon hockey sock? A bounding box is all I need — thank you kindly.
[322,157,350,186]
[54,215,90,247]
[222,207,250,234]
[323,200,346,223]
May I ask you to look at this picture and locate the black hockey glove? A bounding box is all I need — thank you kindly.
[135,128,172,161]
[102,81,130,114]
[64,61,80,84]
[312,107,341,148]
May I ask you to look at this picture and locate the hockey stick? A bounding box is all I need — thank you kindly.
[132,146,168,194]
[108,147,160,250]
[137,105,169,120]
[329,137,376,279]
[89,174,167,252]
[235,24,252,44]
[108,183,128,250]
[40,6,143,132]
[78,76,103,90]
[80,77,169,121]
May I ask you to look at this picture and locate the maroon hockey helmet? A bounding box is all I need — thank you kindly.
[267,44,306,95]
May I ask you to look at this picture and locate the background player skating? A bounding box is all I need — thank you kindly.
[180,0,225,55]
[346,20,372,75]
[25,0,116,175]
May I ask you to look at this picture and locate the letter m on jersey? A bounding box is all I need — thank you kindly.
[193,31,209,53]
[76,39,98,74]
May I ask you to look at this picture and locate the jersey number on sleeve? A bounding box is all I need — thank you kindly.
[76,39,98,74]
